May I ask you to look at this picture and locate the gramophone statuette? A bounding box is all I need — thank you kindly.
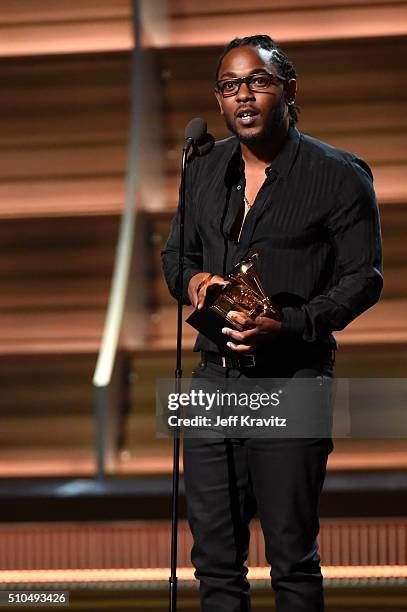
[186,253,281,350]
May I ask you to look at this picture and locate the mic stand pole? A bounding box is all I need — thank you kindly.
[169,139,192,612]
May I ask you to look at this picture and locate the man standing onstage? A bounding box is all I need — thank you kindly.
[161,35,382,612]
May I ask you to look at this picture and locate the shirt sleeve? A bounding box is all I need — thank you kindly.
[280,158,383,342]
[161,159,204,305]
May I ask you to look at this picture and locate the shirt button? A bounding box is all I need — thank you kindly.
[237,185,242,190]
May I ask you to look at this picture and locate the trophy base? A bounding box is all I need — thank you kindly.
[186,307,239,353]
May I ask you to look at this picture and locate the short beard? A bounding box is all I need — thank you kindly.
[224,106,286,144]
[236,129,270,145]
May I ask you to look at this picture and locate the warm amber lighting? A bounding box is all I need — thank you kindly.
[166,4,407,47]
[251,566,407,580]
[0,566,406,584]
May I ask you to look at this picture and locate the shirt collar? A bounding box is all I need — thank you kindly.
[226,124,301,181]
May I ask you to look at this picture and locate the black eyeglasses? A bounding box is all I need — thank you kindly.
[216,72,286,98]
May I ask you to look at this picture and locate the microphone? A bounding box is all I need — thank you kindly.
[183,117,214,155]
[195,132,215,156]
[184,117,206,147]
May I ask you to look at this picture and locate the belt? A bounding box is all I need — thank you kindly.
[201,350,257,369]
[201,347,336,371]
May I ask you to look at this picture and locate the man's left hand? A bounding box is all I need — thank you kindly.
[222,311,282,352]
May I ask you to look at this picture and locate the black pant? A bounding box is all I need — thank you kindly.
[183,356,334,612]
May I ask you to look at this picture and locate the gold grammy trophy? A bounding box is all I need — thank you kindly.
[186,253,282,351]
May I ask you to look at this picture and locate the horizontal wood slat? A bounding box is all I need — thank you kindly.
[0,52,129,218]
[145,301,407,351]
[0,178,126,218]
[0,145,127,180]
[0,0,132,57]
[165,2,407,47]
[0,518,405,570]
[169,0,404,17]
[2,1,405,58]
[0,216,119,354]
[0,0,131,24]
[1,39,406,217]
[335,299,407,344]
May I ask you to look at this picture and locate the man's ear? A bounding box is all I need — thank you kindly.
[285,79,297,105]
[214,88,224,115]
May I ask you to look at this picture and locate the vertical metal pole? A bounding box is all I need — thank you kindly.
[95,386,107,480]
[93,0,142,478]
[169,429,180,610]
[169,145,189,611]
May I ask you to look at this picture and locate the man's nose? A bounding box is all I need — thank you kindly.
[236,82,255,102]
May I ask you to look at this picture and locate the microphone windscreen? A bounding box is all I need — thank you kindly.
[184,117,207,145]
[196,133,215,156]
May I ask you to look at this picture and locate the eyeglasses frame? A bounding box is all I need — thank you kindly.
[216,71,287,98]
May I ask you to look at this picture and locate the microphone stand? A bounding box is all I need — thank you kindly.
[169,137,192,612]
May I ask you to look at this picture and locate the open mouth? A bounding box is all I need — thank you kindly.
[235,109,259,126]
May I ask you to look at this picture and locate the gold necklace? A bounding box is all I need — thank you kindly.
[244,194,253,209]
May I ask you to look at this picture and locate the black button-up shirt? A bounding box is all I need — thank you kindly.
[161,126,383,355]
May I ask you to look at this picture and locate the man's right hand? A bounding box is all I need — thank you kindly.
[188,272,229,309]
